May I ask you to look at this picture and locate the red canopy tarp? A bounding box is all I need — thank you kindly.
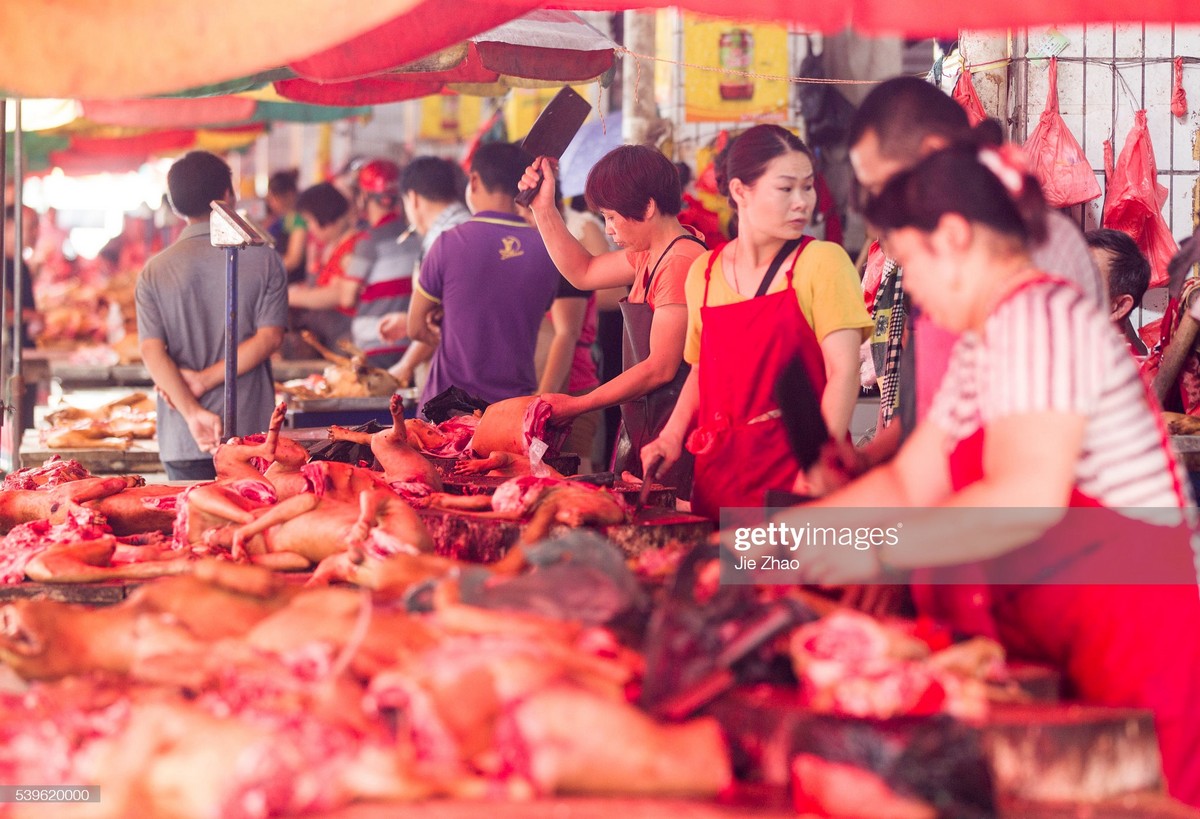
[275,10,616,106]
[0,0,434,99]
[536,0,1200,36]
[81,98,259,130]
[5,0,1199,100]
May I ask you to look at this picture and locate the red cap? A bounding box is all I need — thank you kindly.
[357,159,401,194]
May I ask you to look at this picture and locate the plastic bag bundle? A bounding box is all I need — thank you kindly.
[951,67,988,126]
[1102,109,1179,288]
[1172,56,1188,119]
[1022,57,1102,208]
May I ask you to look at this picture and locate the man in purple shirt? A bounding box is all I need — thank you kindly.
[408,142,582,408]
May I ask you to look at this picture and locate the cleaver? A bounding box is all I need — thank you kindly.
[514,86,592,207]
[775,356,831,472]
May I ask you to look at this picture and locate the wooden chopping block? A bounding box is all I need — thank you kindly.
[709,685,1164,805]
[0,580,131,605]
[999,792,1200,818]
[417,508,713,564]
[984,703,1162,803]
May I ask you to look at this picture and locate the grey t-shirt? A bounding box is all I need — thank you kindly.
[136,222,288,462]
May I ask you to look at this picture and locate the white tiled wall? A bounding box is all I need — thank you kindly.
[1010,24,1200,314]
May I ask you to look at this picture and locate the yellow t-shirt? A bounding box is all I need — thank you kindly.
[683,240,872,364]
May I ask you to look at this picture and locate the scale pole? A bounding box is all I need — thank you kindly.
[0,100,8,464]
[8,102,23,473]
[208,199,265,442]
[224,246,238,437]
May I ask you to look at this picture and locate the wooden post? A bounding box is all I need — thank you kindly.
[621,10,659,146]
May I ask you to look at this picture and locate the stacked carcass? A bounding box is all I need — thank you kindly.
[40,393,156,451]
[276,331,400,400]
[0,556,732,818]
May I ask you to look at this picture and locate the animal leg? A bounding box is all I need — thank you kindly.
[249,552,313,571]
[330,426,372,446]
[454,452,512,476]
[423,492,496,512]
[301,329,351,367]
[229,493,320,560]
[25,540,191,583]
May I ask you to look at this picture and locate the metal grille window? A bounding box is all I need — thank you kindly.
[1009,25,1200,312]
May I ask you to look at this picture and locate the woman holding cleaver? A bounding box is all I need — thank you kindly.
[639,125,869,520]
[519,145,708,497]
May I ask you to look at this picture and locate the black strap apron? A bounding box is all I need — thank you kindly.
[611,234,707,495]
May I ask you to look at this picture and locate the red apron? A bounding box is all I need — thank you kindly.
[686,237,826,520]
[913,278,1200,807]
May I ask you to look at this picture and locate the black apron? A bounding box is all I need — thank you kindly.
[610,234,706,498]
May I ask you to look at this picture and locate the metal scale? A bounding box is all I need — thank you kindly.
[208,200,269,435]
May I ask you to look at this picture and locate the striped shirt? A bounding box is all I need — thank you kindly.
[345,213,421,356]
[928,278,1191,513]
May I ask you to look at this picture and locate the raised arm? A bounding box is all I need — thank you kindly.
[521,157,637,291]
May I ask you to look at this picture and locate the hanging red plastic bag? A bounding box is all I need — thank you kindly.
[952,67,988,126]
[1171,57,1188,119]
[1022,57,1102,208]
[1102,110,1179,288]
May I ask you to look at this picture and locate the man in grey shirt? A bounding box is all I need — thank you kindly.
[846,77,1103,453]
[136,151,287,480]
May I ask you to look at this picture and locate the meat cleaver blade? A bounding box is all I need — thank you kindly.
[775,356,831,472]
[514,86,592,207]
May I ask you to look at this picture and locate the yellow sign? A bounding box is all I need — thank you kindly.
[417,94,485,142]
[683,16,789,123]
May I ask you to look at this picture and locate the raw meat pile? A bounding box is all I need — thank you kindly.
[39,393,156,450]
[0,565,731,818]
[276,331,400,399]
[0,397,628,586]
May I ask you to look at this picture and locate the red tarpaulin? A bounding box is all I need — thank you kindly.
[535,0,1200,36]
[81,98,258,130]
[45,152,151,176]
[67,130,196,157]
[0,0,429,99]
[275,10,616,106]
[288,0,541,82]
[4,0,1200,100]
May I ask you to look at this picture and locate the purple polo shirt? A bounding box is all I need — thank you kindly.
[416,211,566,406]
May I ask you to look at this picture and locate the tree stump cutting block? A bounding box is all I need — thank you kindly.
[710,686,1164,805]
[984,703,1162,802]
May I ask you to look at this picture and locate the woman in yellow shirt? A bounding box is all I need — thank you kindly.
[641,125,870,519]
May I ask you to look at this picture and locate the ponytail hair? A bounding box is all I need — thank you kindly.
[865,126,1047,245]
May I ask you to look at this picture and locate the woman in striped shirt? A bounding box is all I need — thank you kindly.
[783,143,1200,806]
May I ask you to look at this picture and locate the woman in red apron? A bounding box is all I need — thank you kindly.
[786,145,1200,806]
[519,146,708,493]
[640,125,870,519]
